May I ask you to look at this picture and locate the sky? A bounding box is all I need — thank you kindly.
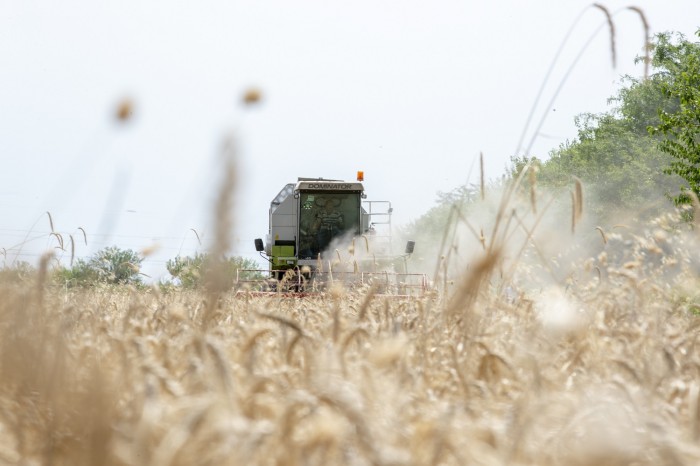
[1,0,698,281]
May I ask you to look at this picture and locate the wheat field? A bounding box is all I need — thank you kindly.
[2,185,700,466]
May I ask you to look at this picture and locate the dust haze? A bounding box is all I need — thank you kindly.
[395,174,699,300]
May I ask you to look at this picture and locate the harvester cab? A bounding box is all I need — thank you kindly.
[249,172,426,295]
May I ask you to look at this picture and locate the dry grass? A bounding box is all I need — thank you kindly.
[2,181,700,466]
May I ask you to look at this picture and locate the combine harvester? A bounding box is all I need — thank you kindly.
[238,172,429,297]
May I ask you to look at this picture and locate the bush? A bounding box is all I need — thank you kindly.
[55,247,143,287]
[166,253,263,290]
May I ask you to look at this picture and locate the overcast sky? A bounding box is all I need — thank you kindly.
[1,1,698,280]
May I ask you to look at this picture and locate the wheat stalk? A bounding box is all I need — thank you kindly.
[77,227,87,245]
[480,152,485,201]
[595,226,608,244]
[593,4,617,68]
[69,234,76,266]
[529,165,538,214]
[46,211,55,233]
[627,6,650,79]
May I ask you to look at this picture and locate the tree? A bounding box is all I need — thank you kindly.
[508,32,699,222]
[530,111,680,220]
[407,30,695,248]
[166,253,262,290]
[56,247,143,287]
[648,30,700,205]
[90,247,143,285]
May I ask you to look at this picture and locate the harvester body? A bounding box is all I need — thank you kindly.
[248,176,425,296]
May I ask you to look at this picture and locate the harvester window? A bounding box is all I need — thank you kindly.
[313,199,344,232]
[298,192,360,259]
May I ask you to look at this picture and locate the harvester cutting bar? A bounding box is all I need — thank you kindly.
[235,268,429,297]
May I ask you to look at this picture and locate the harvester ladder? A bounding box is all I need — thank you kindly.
[363,200,393,252]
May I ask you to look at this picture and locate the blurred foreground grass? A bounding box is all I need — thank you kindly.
[2,208,700,466]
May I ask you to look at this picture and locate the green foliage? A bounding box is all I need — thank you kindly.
[53,260,95,287]
[166,253,262,289]
[56,247,143,287]
[533,111,680,220]
[610,74,679,135]
[165,254,205,289]
[648,30,700,205]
